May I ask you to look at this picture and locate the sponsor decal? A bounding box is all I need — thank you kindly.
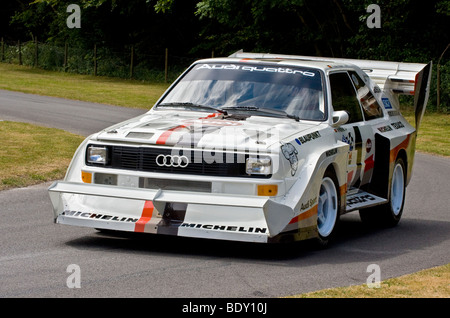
[61,210,267,235]
[346,193,376,208]
[388,110,400,116]
[377,125,393,132]
[280,143,298,176]
[325,148,338,157]
[300,196,318,211]
[180,223,267,234]
[61,210,139,223]
[382,97,392,109]
[195,63,316,77]
[342,132,354,151]
[295,131,321,145]
[334,127,346,133]
[391,121,405,129]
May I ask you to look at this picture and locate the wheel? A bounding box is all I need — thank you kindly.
[360,158,406,227]
[316,170,340,247]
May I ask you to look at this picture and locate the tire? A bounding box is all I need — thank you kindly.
[315,170,340,247]
[360,158,406,227]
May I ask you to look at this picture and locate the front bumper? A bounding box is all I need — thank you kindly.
[48,181,295,243]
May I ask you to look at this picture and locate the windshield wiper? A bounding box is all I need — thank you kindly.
[220,106,299,121]
[157,102,227,114]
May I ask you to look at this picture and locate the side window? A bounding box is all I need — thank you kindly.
[349,71,384,120]
[329,72,363,123]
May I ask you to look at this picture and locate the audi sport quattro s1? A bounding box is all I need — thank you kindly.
[48,51,432,246]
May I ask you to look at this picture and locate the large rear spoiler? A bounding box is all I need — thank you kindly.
[229,51,432,130]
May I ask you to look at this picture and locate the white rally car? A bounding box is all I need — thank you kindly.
[48,51,432,246]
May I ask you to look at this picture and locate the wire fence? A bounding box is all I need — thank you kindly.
[0,39,204,83]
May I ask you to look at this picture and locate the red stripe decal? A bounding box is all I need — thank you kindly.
[156,125,188,145]
[134,201,154,233]
[364,154,375,172]
[155,113,222,145]
[289,205,318,224]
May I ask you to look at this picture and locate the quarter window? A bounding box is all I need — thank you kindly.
[349,71,383,120]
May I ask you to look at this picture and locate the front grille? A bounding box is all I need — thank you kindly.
[88,145,270,179]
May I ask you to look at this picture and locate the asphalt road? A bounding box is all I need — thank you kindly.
[0,90,449,298]
[0,89,146,135]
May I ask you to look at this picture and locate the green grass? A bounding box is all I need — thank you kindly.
[0,63,170,109]
[0,121,84,190]
[287,263,450,298]
[403,111,450,157]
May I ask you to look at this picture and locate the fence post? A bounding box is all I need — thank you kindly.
[1,38,4,62]
[93,44,97,76]
[18,40,22,65]
[64,41,68,72]
[130,45,134,79]
[437,43,450,112]
[34,37,38,67]
[165,48,168,83]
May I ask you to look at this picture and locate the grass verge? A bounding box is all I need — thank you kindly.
[0,63,170,109]
[288,263,450,298]
[403,111,450,157]
[0,121,84,191]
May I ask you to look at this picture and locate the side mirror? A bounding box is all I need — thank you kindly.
[332,110,349,127]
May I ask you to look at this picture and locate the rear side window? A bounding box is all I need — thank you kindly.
[349,71,383,120]
[329,72,363,123]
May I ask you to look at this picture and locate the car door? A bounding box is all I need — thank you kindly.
[347,70,385,191]
[329,71,377,193]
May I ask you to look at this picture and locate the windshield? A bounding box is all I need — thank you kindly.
[157,62,326,121]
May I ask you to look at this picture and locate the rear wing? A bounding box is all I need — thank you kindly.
[229,51,432,130]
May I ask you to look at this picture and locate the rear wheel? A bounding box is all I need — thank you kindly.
[360,158,406,227]
[316,170,340,247]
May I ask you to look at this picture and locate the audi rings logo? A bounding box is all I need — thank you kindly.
[156,154,189,168]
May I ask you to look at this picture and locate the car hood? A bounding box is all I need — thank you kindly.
[95,110,322,152]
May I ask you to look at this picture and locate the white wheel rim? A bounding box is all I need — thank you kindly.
[391,163,404,216]
[317,177,338,237]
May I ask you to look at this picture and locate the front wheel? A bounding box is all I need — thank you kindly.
[316,170,340,247]
[360,158,406,227]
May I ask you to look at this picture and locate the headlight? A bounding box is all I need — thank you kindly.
[87,145,109,165]
[246,156,272,175]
